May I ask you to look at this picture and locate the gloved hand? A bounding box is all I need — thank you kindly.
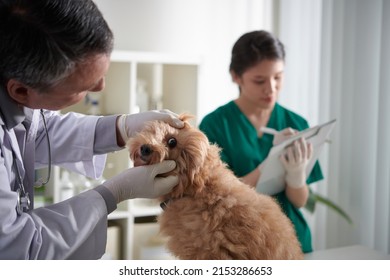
[273,127,297,146]
[256,161,266,186]
[280,138,313,188]
[258,161,265,173]
[117,109,184,142]
[102,160,178,203]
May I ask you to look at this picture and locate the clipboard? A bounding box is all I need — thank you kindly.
[256,119,336,195]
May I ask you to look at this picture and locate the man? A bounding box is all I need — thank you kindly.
[0,0,182,259]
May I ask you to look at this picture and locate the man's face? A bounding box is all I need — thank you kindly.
[12,54,110,111]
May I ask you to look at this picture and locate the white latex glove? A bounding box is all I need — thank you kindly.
[272,127,298,146]
[256,161,266,186]
[258,161,265,173]
[280,138,313,188]
[117,109,185,142]
[102,160,178,203]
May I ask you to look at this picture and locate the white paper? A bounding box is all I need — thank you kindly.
[256,119,337,195]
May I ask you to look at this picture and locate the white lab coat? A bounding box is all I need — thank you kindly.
[0,88,121,259]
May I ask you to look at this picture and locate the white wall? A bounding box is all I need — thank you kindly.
[94,0,275,123]
[277,0,323,125]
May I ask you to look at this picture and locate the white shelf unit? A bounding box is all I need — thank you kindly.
[45,50,202,259]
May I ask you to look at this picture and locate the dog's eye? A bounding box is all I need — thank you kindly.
[167,137,177,148]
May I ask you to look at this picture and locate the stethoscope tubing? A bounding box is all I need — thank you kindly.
[11,109,52,215]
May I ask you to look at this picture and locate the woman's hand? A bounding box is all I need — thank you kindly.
[272,127,297,145]
[280,138,313,188]
[279,137,312,208]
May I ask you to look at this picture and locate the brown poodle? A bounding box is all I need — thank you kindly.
[127,115,303,260]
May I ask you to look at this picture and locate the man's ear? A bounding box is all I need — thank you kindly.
[6,79,31,105]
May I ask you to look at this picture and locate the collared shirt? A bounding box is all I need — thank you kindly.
[0,86,119,259]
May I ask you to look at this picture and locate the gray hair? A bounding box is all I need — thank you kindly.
[0,0,114,92]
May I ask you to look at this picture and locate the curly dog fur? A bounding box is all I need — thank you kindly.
[127,115,303,260]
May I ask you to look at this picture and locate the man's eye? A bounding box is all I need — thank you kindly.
[167,137,177,148]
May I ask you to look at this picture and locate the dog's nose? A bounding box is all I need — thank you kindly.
[140,144,153,156]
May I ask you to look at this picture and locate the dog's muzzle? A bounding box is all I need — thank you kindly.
[140,144,153,156]
[133,144,156,166]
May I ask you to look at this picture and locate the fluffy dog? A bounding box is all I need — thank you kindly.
[127,115,303,260]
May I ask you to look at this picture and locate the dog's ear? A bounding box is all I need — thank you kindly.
[179,113,195,124]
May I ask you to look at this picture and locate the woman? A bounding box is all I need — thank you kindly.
[199,30,323,253]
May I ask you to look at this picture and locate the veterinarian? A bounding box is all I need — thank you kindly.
[199,30,323,253]
[0,0,184,259]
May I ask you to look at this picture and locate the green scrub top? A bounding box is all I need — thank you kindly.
[199,101,323,253]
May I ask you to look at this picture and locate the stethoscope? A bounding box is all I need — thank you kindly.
[14,109,51,215]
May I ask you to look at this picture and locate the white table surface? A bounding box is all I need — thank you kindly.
[304,245,390,260]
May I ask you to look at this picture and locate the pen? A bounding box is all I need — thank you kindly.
[260,127,279,135]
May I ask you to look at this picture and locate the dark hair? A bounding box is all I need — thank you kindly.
[229,30,285,76]
[0,0,114,91]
